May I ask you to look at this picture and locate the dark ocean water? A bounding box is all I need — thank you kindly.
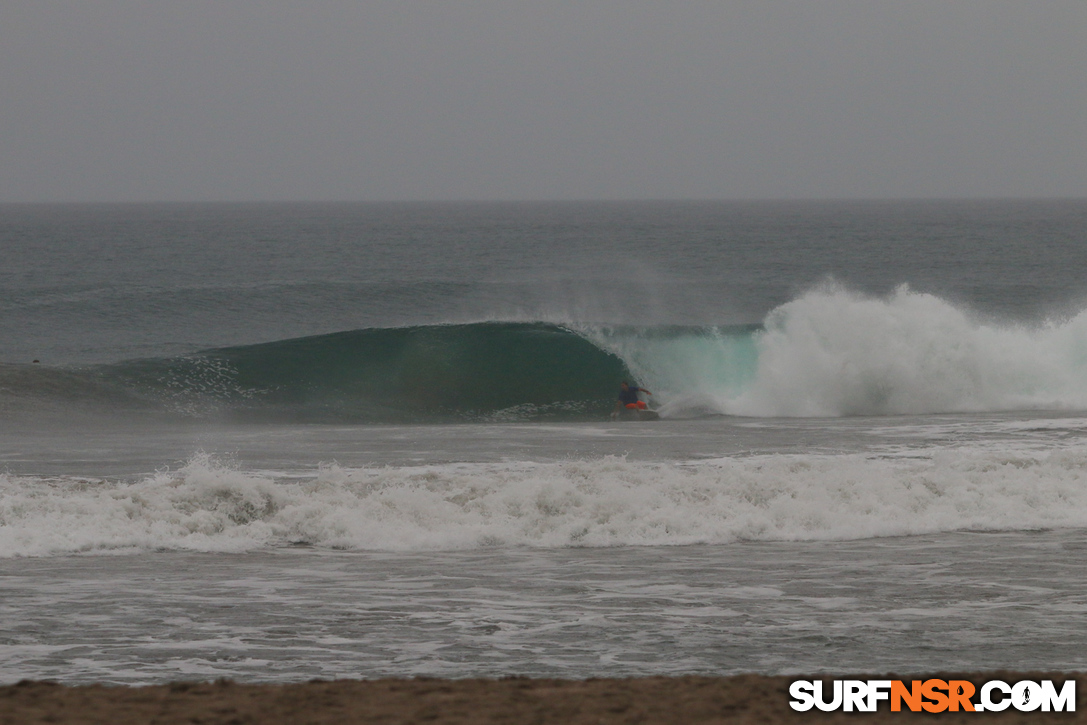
[4,200,1087,364]
[3,200,1087,683]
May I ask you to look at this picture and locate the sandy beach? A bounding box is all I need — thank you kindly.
[2,673,1083,724]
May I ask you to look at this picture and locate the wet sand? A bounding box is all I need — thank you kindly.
[1,673,1083,724]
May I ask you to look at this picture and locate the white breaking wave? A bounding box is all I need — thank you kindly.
[592,285,1087,417]
[3,447,1087,558]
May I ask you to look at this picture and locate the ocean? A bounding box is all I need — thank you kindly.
[2,200,1087,684]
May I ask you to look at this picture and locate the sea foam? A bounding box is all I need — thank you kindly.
[3,446,1087,558]
[595,285,1087,417]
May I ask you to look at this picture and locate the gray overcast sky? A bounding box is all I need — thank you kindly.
[2,1,1085,202]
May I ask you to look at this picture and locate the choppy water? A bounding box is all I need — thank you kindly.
[2,200,1087,683]
[4,531,1087,685]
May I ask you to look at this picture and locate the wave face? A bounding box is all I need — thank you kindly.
[7,286,1087,422]
[1,323,633,422]
[5,448,1087,557]
[135,322,641,422]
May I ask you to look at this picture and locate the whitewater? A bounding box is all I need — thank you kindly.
[3,200,1087,683]
[5,441,1087,558]
[592,284,1087,417]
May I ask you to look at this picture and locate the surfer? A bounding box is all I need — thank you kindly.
[612,381,652,418]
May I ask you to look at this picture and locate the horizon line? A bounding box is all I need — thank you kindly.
[2,195,1086,206]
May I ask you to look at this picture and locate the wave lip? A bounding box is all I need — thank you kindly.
[4,448,1087,558]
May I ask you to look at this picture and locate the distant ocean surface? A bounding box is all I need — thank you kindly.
[3,200,1087,684]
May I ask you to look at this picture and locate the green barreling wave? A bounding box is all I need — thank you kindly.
[3,322,762,422]
[111,323,633,422]
[207,322,632,421]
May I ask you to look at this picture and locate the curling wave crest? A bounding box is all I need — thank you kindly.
[4,447,1087,557]
[9,286,1087,421]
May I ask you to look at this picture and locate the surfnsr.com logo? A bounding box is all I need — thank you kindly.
[789,679,1076,713]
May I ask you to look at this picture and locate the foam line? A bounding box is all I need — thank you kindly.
[4,448,1087,558]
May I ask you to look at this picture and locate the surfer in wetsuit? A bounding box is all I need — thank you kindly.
[612,381,652,418]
